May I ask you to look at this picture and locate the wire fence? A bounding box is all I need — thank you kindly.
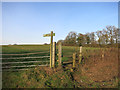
[62,47,118,68]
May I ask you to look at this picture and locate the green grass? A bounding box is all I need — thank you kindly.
[2,67,74,88]
[2,45,50,54]
[2,45,117,88]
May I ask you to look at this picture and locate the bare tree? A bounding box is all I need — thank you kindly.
[57,40,64,45]
[106,26,114,44]
[102,29,109,44]
[89,32,96,44]
[84,33,90,44]
[64,31,77,46]
[77,33,85,46]
[96,30,103,45]
[113,26,119,44]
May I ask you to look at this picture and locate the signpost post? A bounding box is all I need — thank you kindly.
[43,31,55,68]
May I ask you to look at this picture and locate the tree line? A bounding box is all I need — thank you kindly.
[57,25,120,47]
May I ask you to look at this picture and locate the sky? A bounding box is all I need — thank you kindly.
[2,2,118,45]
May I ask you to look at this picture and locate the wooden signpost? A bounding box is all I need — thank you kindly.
[43,31,55,68]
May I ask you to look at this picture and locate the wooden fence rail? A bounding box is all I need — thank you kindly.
[1,60,49,64]
[1,69,29,72]
[1,56,50,60]
[2,64,49,69]
[1,51,49,55]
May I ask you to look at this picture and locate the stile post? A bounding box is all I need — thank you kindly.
[79,46,82,63]
[73,53,76,68]
[52,42,56,68]
[58,42,62,66]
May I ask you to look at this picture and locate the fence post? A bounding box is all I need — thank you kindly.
[58,42,62,66]
[79,46,82,63]
[102,49,104,59]
[73,53,76,68]
[52,42,56,68]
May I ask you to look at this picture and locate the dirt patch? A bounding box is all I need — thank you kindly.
[81,48,118,82]
[72,48,118,88]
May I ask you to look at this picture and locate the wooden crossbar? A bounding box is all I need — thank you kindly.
[1,61,49,64]
[1,51,49,55]
[2,64,49,68]
[1,56,50,60]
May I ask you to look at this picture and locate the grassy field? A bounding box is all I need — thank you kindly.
[1,45,119,88]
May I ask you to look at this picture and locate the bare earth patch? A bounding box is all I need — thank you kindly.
[73,48,118,88]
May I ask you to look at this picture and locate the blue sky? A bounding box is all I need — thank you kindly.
[2,2,118,45]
